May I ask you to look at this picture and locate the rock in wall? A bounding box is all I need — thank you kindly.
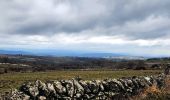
[0,74,166,100]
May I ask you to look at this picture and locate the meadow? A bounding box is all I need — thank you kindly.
[0,70,162,93]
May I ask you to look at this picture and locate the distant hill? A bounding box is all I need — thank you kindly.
[0,49,145,60]
[0,49,125,57]
[0,50,30,55]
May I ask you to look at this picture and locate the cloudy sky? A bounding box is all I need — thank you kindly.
[0,0,170,57]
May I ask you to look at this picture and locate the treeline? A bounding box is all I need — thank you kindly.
[0,55,156,73]
[147,57,170,63]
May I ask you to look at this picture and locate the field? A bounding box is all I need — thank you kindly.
[0,70,162,93]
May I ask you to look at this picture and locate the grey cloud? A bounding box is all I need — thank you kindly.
[0,0,170,39]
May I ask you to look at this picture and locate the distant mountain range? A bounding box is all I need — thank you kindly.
[0,49,145,60]
[0,50,30,55]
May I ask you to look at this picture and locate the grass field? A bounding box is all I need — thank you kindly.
[0,70,162,93]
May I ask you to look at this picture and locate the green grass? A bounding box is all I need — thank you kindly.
[0,70,162,93]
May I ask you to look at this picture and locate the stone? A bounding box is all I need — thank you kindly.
[53,80,66,94]
[38,96,46,100]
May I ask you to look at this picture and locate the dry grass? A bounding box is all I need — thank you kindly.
[132,75,170,100]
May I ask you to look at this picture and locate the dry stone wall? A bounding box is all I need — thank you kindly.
[0,74,166,100]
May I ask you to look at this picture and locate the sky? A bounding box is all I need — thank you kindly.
[0,0,170,57]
